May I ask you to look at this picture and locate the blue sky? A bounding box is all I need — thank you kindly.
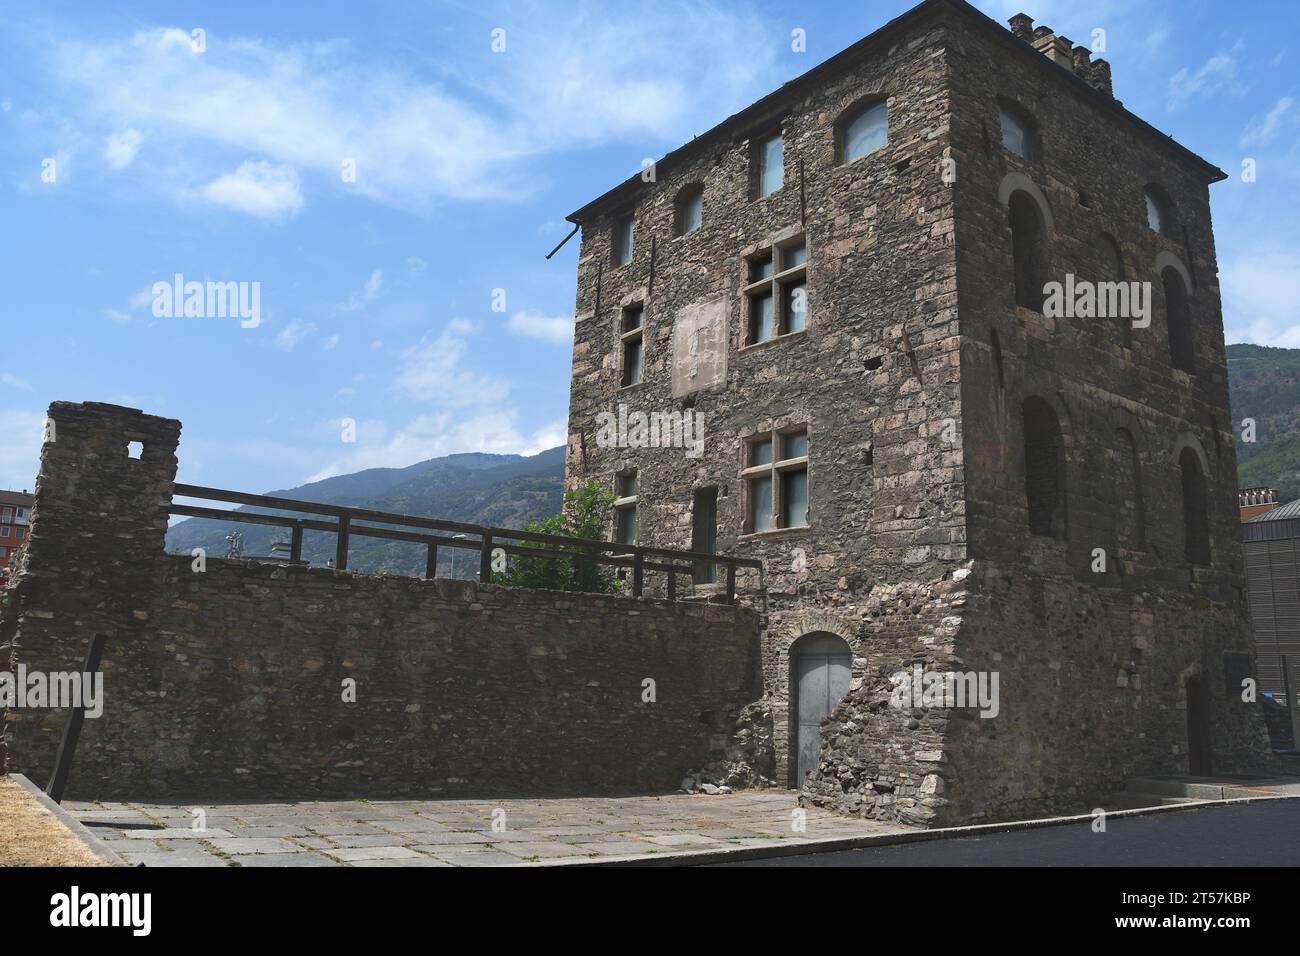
[2,0,1298,495]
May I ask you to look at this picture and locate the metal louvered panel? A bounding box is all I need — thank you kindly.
[1246,541,1277,639]
[1271,540,1300,645]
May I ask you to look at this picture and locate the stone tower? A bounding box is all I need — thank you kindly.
[562,0,1273,824]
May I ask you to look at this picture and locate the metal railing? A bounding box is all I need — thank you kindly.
[170,483,763,604]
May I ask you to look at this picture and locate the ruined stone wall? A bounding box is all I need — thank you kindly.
[564,13,966,808]
[5,402,761,800]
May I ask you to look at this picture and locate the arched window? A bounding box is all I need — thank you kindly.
[674,184,704,236]
[1097,233,1130,347]
[1009,191,1049,312]
[1023,397,1066,539]
[999,105,1038,161]
[1113,428,1145,551]
[1162,266,1194,373]
[838,100,888,163]
[1145,185,1176,238]
[1179,447,1210,565]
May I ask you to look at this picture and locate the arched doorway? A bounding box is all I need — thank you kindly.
[792,632,852,786]
[1186,675,1213,776]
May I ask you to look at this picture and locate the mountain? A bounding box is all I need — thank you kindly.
[166,447,566,575]
[1227,343,1300,504]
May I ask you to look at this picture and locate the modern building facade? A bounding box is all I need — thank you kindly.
[562,0,1273,825]
[1244,499,1300,698]
[0,489,33,574]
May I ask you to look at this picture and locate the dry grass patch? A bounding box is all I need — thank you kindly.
[0,775,108,867]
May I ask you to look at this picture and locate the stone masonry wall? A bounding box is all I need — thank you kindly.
[564,10,966,816]
[942,12,1273,818]
[5,402,761,800]
[563,1,1275,827]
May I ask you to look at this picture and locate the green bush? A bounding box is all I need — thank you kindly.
[494,480,623,593]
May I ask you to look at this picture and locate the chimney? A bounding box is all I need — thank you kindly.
[1072,45,1092,74]
[1239,486,1282,522]
[1008,13,1034,40]
[1090,59,1114,97]
[1032,29,1075,69]
[1011,17,1115,98]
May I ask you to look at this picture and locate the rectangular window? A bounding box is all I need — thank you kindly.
[1,527,9,538]
[14,506,28,526]
[681,190,703,233]
[620,305,644,387]
[614,213,635,266]
[0,547,6,558]
[743,234,809,345]
[615,470,638,546]
[757,134,784,197]
[15,527,23,541]
[743,427,810,532]
[0,508,10,523]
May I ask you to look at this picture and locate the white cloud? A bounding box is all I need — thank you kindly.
[337,268,384,312]
[405,256,427,278]
[199,160,303,219]
[102,128,142,169]
[1168,44,1245,112]
[274,319,316,350]
[103,284,156,323]
[1,373,32,391]
[322,334,340,350]
[1241,96,1295,148]
[1223,250,1300,347]
[40,8,780,213]
[507,310,574,345]
[393,322,504,405]
[307,409,560,481]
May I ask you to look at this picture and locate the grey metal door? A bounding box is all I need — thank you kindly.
[796,649,852,784]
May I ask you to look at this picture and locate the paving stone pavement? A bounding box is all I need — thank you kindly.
[65,792,911,867]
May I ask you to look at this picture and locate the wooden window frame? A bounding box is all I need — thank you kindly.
[742,235,809,346]
[741,427,810,534]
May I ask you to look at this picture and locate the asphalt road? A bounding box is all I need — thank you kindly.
[712,800,1300,866]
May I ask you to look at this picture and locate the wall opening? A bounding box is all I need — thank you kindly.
[692,486,718,584]
[1162,267,1194,374]
[1008,190,1049,312]
[1114,427,1145,551]
[1023,397,1066,539]
[1180,446,1210,565]
[791,632,852,787]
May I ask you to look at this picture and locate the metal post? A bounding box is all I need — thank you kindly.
[46,634,107,804]
[726,562,736,604]
[425,541,439,580]
[667,571,677,602]
[290,523,303,563]
[479,533,493,583]
[632,551,644,597]
[335,516,350,571]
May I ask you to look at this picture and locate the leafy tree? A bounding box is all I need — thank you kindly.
[495,480,622,593]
